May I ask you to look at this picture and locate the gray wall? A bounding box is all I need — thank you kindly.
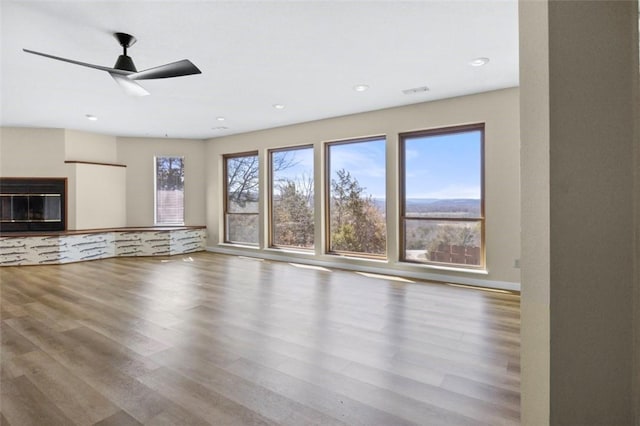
[520,1,639,424]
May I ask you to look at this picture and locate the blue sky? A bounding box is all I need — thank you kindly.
[328,139,387,198]
[272,147,314,187]
[272,130,481,200]
[404,130,481,199]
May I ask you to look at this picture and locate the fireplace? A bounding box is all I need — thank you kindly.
[0,178,66,232]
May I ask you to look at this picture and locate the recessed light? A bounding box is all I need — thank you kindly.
[216,116,225,121]
[469,57,490,67]
[353,84,369,92]
[212,126,228,131]
[272,104,285,110]
[85,114,98,121]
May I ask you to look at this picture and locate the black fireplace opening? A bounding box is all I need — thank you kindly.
[0,178,66,232]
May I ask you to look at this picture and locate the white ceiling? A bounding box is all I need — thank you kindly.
[1,1,519,140]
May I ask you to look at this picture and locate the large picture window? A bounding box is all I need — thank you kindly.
[326,137,386,257]
[270,146,314,249]
[155,156,184,224]
[224,152,259,245]
[400,124,484,268]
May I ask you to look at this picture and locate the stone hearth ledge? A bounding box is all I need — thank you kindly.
[0,226,206,266]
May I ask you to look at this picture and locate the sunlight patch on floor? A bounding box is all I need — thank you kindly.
[446,282,513,294]
[356,271,414,283]
[288,263,332,272]
[238,256,265,262]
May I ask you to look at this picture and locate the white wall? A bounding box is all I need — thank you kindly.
[205,88,521,288]
[65,129,118,163]
[1,127,125,230]
[64,129,125,229]
[518,1,550,423]
[74,163,126,229]
[1,127,77,227]
[117,137,206,227]
[1,128,206,230]
[1,127,67,176]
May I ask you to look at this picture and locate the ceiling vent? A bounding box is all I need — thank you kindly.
[402,86,430,95]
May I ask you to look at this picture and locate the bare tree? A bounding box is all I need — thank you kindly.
[226,151,300,244]
[227,152,297,207]
[156,157,184,190]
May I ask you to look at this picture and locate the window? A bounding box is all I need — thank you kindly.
[155,156,184,224]
[326,137,386,257]
[270,146,314,249]
[400,124,484,268]
[224,152,259,245]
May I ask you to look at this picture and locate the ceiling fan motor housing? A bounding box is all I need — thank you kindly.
[113,33,138,72]
[114,55,137,72]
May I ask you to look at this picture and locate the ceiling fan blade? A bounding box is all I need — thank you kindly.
[110,73,150,96]
[23,49,130,75]
[128,59,201,80]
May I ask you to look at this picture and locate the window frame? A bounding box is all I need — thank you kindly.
[399,123,486,269]
[154,155,185,226]
[268,144,315,251]
[223,151,260,245]
[324,135,388,259]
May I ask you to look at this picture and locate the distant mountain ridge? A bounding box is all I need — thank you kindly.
[372,198,481,216]
[407,198,480,215]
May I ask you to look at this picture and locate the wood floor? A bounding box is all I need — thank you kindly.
[0,252,521,425]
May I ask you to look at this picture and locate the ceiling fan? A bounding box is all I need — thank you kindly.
[23,32,201,96]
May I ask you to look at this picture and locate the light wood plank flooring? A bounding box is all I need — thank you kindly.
[0,252,520,425]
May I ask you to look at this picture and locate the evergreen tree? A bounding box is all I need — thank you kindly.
[330,169,386,254]
[273,179,314,247]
